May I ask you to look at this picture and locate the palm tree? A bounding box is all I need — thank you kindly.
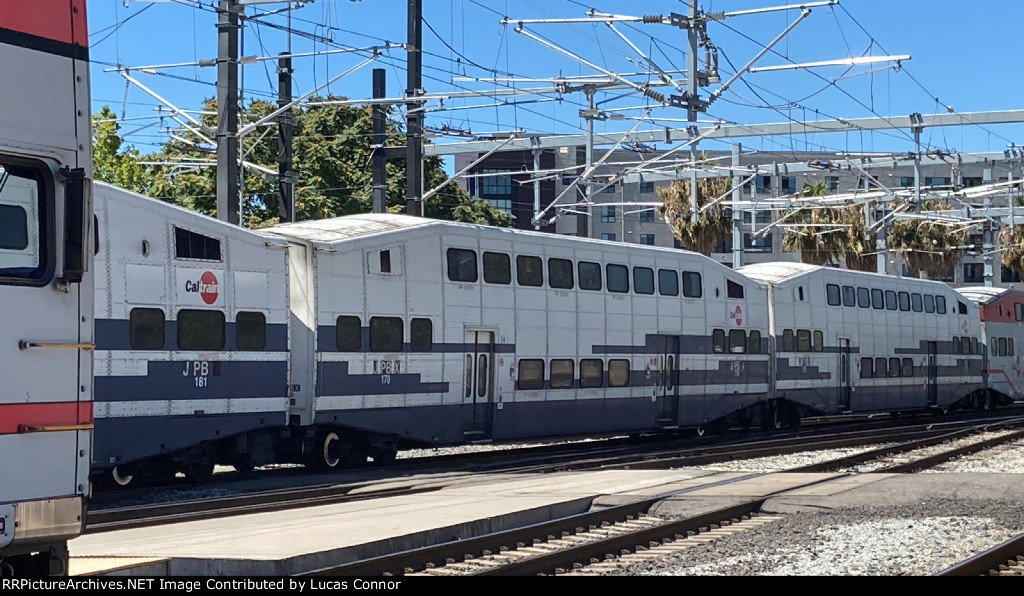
[658,154,732,256]
[888,201,968,278]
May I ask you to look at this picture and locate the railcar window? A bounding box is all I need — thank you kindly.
[1010,338,1016,356]
[796,329,811,352]
[446,248,478,282]
[477,355,488,397]
[177,309,225,351]
[0,204,29,251]
[898,292,911,312]
[658,269,679,296]
[336,316,362,351]
[861,358,873,378]
[999,337,1008,357]
[991,341,997,356]
[516,255,543,287]
[379,250,392,274]
[712,329,726,354]
[911,293,923,312]
[728,329,746,354]
[633,267,655,295]
[875,357,887,378]
[958,301,968,315]
[236,311,267,351]
[924,294,935,313]
[682,271,703,298]
[548,258,574,289]
[952,337,960,354]
[936,296,947,314]
[174,227,222,261]
[871,289,884,310]
[1016,303,1024,321]
[129,308,165,350]
[482,252,511,285]
[889,357,901,378]
[902,358,914,377]
[971,337,979,355]
[965,337,974,354]
[857,287,871,308]
[884,290,897,311]
[517,359,545,390]
[782,329,795,352]
[607,264,630,293]
[578,261,602,291]
[826,284,841,306]
[842,286,856,307]
[550,359,575,388]
[813,330,824,353]
[465,356,472,398]
[580,359,604,388]
[748,330,762,354]
[727,280,744,299]
[410,318,433,352]
[369,316,403,352]
[608,359,630,387]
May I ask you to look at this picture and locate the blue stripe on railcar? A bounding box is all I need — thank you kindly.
[95,361,288,401]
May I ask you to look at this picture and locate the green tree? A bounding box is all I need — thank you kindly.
[93,97,511,228]
[92,106,152,194]
[658,155,732,256]
[888,201,968,278]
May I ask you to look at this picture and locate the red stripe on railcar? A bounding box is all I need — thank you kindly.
[0,0,87,46]
[0,401,94,435]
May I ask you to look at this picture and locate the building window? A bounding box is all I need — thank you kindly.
[480,169,512,196]
[486,199,512,214]
[780,177,797,195]
[601,184,616,193]
[236,311,267,351]
[601,206,616,223]
[129,308,165,350]
[825,176,839,192]
[925,177,951,187]
[964,263,984,284]
[899,176,915,188]
[743,233,772,253]
[639,182,655,194]
[638,209,655,223]
[639,234,655,245]
[742,210,773,224]
[601,233,617,242]
[1002,266,1022,283]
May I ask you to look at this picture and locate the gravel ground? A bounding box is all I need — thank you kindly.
[608,437,1024,576]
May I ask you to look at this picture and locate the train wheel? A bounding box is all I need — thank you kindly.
[310,431,346,471]
[111,466,134,488]
[184,459,214,484]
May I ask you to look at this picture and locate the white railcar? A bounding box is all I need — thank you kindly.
[0,0,94,575]
[741,263,984,416]
[958,286,1024,407]
[260,214,769,466]
[92,183,291,485]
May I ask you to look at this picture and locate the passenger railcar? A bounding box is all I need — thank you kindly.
[958,286,1024,408]
[741,263,985,418]
[258,215,769,466]
[0,0,94,575]
[92,182,291,486]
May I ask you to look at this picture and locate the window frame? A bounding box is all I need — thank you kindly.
[336,315,362,352]
[516,255,543,287]
[235,311,267,351]
[177,309,226,351]
[633,266,655,295]
[579,359,604,388]
[129,307,165,351]
[369,316,403,353]
[608,359,630,387]
[410,318,433,352]
[548,257,574,289]
[578,261,602,291]
[517,359,545,390]
[482,251,511,285]
[658,269,679,296]
[606,263,630,293]
[0,156,55,286]
[549,359,575,389]
[446,248,478,283]
[826,284,841,306]
[682,271,703,298]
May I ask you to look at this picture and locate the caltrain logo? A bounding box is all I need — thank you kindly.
[185,271,220,305]
[730,305,743,326]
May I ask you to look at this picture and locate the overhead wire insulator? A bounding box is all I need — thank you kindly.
[642,14,664,24]
[643,88,667,104]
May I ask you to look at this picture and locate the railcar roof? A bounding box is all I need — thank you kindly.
[259,213,438,245]
[957,286,1013,304]
[736,262,822,283]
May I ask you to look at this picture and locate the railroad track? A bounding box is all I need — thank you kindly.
[935,534,1024,576]
[298,422,1024,576]
[85,417,1024,534]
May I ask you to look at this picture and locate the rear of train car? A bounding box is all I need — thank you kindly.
[259,214,771,466]
[741,263,985,417]
[0,0,94,575]
[91,183,292,487]
[958,286,1024,407]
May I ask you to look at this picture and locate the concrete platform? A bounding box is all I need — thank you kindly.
[70,468,1024,576]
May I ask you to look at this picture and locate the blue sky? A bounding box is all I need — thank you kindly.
[87,0,1024,168]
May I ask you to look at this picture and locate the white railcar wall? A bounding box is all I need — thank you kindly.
[981,320,1024,400]
[308,224,770,439]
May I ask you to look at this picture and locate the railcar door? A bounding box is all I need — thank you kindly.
[657,335,681,426]
[838,339,851,411]
[926,341,938,406]
[463,330,495,440]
